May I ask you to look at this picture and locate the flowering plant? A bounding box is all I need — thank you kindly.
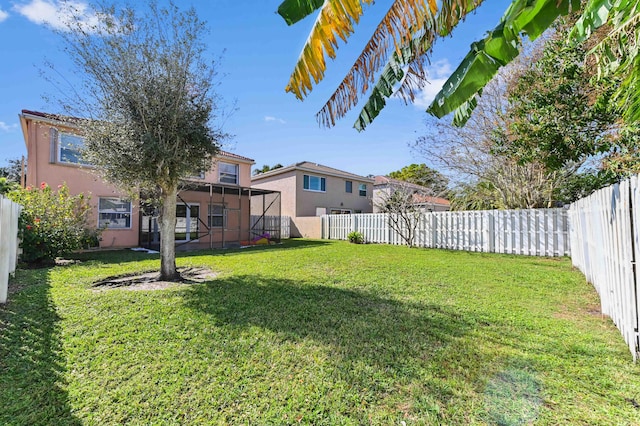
[9,182,97,264]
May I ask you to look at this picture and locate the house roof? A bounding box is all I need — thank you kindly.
[412,194,450,206]
[252,161,374,182]
[20,109,253,163]
[217,151,254,163]
[375,175,432,191]
[22,109,62,119]
[374,175,450,206]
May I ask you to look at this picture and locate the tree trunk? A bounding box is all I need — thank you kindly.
[159,185,180,281]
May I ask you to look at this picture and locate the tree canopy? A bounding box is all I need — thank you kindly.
[253,164,284,175]
[57,1,227,280]
[277,0,640,130]
[387,163,448,194]
[416,19,639,209]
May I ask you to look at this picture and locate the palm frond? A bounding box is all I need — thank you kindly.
[428,0,581,126]
[351,0,483,131]
[318,0,486,128]
[278,0,326,25]
[284,0,375,100]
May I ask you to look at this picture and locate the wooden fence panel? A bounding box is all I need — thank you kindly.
[0,196,22,304]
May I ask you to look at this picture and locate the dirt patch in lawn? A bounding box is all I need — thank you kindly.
[92,267,217,291]
[553,303,603,321]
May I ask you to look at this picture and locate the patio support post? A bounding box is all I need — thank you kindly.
[222,186,226,249]
[209,184,213,250]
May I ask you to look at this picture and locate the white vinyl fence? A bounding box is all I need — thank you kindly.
[570,176,640,360]
[322,209,570,256]
[250,215,290,240]
[0,196,22,304]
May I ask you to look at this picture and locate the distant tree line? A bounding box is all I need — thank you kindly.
[253,164,284,175]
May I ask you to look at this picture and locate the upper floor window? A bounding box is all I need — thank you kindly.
[58,132,89,165]
[358,183,367,197]
[303,174,326,192]
[345,181,352,193]
[219,162,239,185]
[98,197,132,229]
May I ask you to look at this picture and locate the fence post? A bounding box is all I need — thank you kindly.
[0,198,11,304]
[483,211,495,253]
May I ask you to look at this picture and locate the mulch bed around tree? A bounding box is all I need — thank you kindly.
[92,267,217,291]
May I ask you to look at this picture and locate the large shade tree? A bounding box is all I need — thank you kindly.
[277,0,640,130]
[57,2,227,280]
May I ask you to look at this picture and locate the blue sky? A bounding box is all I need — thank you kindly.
[0,0,511,177]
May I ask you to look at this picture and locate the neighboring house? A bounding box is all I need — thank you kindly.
[19,109,280,250]
[373,175,450,213]
[251,161,374,237]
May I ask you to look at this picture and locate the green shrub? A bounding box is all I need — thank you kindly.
[9,182,97,264]
[347,231,364,244]
[0,177,19,195]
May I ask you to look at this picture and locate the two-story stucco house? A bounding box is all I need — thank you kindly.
[251,161,374,237]
[19,109,280,250]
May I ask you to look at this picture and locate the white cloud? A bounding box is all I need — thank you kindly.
[430,59,453,79]
[0,9,9,22]
[0,122,18,132]
[13,0,101,31]
[412,59,453,110]
[264,116,286,124]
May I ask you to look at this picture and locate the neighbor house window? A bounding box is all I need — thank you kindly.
[345,181,352,193]
[58,132,89,165]
[208,204,224,227]
[219,162,239,184]
[358,183,367,197]
[98,198,132,229]
[303,175,326,192]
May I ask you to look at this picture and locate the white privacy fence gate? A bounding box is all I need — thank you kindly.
[569,176,640,360]
[0,196,22,304]
[322,209,570,256]
[250,215,290,240]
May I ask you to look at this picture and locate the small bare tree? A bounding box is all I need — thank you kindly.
[414,48,579,210]
[375,180,435,248]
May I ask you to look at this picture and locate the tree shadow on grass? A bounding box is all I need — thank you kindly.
[183,274,475,396]
[0,268,81,426]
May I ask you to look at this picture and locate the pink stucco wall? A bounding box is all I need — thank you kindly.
[21,113,255,249]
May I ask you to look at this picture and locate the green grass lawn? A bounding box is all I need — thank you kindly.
[2,239,640,425]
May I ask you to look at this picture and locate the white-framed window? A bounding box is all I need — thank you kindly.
[358,183,367,197]
[208,204,225,228]
[98,197,132,229]
[219,162,239,185]
[58,132,89,165]
[345,181,352,193]
[303,174,326,192]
